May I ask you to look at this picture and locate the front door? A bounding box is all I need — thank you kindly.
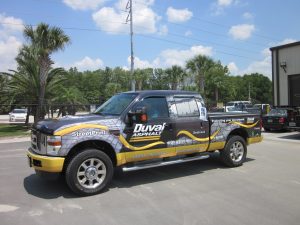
[173,96,210,155]
[122,96,176,163]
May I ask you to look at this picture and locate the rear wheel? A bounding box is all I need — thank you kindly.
[65,149,113,196]
[220,136,247,167]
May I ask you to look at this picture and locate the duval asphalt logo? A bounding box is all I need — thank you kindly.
[132,123,166,137]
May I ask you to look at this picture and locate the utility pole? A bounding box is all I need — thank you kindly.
[126,0,135,91]
[248,83,251,102]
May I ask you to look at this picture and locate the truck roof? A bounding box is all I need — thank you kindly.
[123,90,199,96]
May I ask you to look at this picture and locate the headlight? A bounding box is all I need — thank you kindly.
[46,136,62,156]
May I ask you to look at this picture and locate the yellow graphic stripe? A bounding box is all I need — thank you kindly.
[119,135,165,151]
[116,143,208,166]
[228,121,259,128]
[130,138,160,143]
[247,136,263,145]
[130,135,161,140]
[208,141,226,151]
[177,129,220,142]
[54,124,108,136]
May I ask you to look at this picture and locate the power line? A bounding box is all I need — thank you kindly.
[0,21,261,61]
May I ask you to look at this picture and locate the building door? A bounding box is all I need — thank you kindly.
[289,75,300,106]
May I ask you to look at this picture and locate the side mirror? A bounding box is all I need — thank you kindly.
[127,106,148,125]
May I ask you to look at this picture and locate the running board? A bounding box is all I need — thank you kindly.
[122,154,210,172]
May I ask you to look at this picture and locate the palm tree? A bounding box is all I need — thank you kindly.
[186,55,215,94]
[23,23,70,121]
[165,65,186,90]
[134,69,151,90]
[1,46,67,124]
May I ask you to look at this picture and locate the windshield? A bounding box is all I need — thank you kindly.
[94,93,138,116]
[268,109,287,116]
[226,102,235,107]
[13,109,26,113]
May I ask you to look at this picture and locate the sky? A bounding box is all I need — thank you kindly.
[0,0,299,79]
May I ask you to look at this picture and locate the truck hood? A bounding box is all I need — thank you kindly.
[34,114,120,135]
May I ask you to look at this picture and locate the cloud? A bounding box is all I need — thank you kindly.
[212,0,238,15]
[128,56,153,69]
[184,30,192,37]
[228,62,239,75]
[0,36,22,72]
[71,56,104,71]
[127,45,213,69]
[158,25,168,36]
[0,14,23,72]
[243,12,253,19]
[166,7,193,23]
[92,0,159,34]
[231,38,298,79]
[63,0,106,11]
[228,24,255,40]
[217,0,234,7]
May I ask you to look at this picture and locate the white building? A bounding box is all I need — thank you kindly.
[270,41,300,106]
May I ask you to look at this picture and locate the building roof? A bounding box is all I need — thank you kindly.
[270,41,300,51]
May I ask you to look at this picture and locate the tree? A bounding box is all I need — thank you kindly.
[134,69,152,90]
[165,65,186,90]
[1,46,67,124]
[23,23,70,122]
[186,55,215,94]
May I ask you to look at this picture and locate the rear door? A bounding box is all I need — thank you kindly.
[172,96,210,155]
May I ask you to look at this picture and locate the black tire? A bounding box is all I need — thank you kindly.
[220,135,247,167]
[65,149,113,196]
[264,127,271,132]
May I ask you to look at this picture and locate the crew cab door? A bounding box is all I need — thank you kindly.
[172,96,210,155]
[122,96,176,163]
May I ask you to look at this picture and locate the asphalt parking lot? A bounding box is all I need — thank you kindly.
[0,131,300,225]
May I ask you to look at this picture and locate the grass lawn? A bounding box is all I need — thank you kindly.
[0,124,31,138]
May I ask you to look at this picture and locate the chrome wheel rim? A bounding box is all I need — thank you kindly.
[77,158,106,189]
[229,141,244,162]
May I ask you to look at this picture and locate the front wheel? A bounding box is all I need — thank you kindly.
[220,136,247,167]
[65,149,113,196]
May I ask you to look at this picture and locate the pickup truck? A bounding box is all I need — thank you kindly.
[27,90,263,196]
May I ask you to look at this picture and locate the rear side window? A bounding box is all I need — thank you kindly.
[174,97,200,117]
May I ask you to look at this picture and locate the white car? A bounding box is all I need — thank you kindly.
[9,109,27,122]
[224,101,252,112]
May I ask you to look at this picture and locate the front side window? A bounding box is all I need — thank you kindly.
[134,97,169,120]
[175,97,200,117]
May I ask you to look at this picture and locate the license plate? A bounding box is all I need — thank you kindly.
[289,122,296,127]
[268,119,273,123]
[28,156,32,167]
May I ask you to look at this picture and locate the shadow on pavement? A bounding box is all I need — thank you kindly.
[23,174,77,199]
[278,133,300,140]
[23,153,255,199]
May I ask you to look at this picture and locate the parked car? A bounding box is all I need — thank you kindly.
[262,108,290,131]
[286,107,300,131]
[253,104,271,115]
[224,101,252,112]
[9,109,27,122]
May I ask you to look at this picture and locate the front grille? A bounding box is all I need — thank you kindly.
[31,130,47,154]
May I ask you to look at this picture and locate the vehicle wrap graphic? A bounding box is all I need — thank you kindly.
[176,129,220,142]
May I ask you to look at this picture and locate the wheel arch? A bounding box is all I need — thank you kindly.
[63,140,117,171]
[227,128,249,143]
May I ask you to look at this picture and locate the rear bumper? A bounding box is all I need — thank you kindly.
[263,124,286,130]
[27,148,65,173]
